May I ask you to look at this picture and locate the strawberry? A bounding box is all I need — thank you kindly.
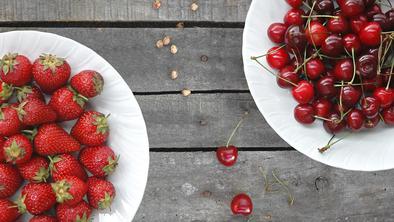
[0,81,13,105]
[0,53,32,86]
[0,104,23,136]
[71,111,109,146]
[0,199,21,222]
[56,200,92,222]
[30,215,58,222]
[79,146,118,177]
[0,137,4,160]
[14,98,57,126]
[51,176,87,206]
[17,156,49,183]
[32,54,71,94]
[49,154,87,182]
[70,70,104,98]
[2,134,33,164]
[0,163,22,198]
[15,85,45,102]
[87,177,116,209]
[49,86,87,121]
[16,183,56,215]
[34,124,81,156]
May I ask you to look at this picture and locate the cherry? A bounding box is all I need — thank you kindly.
[342,34,362,54]
[327,14,350,34]
[216,146,238,167]
[285,0,303,8]
[316,76,337,98]
[313,98,332,118]
[305,21,329,46]
[334,59,354,81]
[277,66,300,88]
[231,193,253,216]
[363,75,382,92]
[382,106,394,125]
[356,54,377,79]
[362,0,375,7]
[346,109,364,130]
[314,0,335,15]
[284,8,305,26]
[359,22,382,47]
[323,112,346,134]
[350,15,368,33]
[334,103,350,115]
[266,46,290,69]
[361,96,380,118]
[290,56,303,73]
[373,88,393,109]
[364,47,379,58]
[285,25,307,52]
[365,4,382,19]
[321,34,344,57]
[338,0,365,17]
[364,115,380,128]
[305,58,325,80]
[372,13,389,31]
[341,85,361,107]
[292,80,315,104]
[294,104,315,124]
[267,23,288,44]
[380,68,393,88]
[325,68,335,77]
[386,9,394,31]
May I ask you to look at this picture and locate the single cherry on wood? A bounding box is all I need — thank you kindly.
[231,193,253,216]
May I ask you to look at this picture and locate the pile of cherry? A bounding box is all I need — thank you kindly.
[253,0,394,143]
[0,53,118,222]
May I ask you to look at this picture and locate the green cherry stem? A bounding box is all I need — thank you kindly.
[385,60,394,90]
[251,44,287,59]
[301,15,339,19]
[251,57,298,87]
[226,111,249,147]
[318,133,352,153]
[349,49,356,85]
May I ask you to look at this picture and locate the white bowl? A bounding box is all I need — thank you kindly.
[0,31,149,221]
[243,0,394,171]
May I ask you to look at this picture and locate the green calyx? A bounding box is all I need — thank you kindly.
[32,167,49,183]
[21,128,38,142]
[102,155,119,176]
[15,86,32,102]
[98,192,114,210]
[39,53,64,74]
[14,195,27,214]
[75,212,92,222]
[0,82,13,100]
[4,140,26,163]
[93,113,110,135]
[68,86,88,108]
[12,101,27,121]
[48,155,62,174]
[93,72,104,95]
[0,103,8,120]
[0,53,19,75]
[51,179,74,203]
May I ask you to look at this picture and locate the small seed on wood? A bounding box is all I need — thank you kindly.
[181,89,191,96]
[190,2,199,11]
[201,190,212,197]
[156,39,164,48]
[176,22,185,29]
[152,0,161,9]
[200,55,208,62]
[170,70,178,80]
[163,36,171,45]
[170,45,178,54]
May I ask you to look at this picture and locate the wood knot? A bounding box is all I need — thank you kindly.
[314,176,329,191]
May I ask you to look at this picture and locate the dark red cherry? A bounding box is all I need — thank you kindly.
[305,58,325,80]
[277,66,300,88]
[382,106,394,125]
[361,96,380,118]
[267,23,288,44]
[284,8,305,26]
[342,34,362,54]
[316,76,337,98]
[294,104,315,124]
[373,87,393,109]
[350,15,368,33]
[321,34,344,57]
[324,112,346,134]
[365,4,382,19]
[216,146,238,167]
[341,85,361,107]
[356,54,377,79]
[386,9,394,31]
[291,80,315,104]
[285,0,303,8]
[364,47,379,58]
[266,46,290,69]
[231,193,253,216]
[363,75,382,92]
[285,25,307,52]
[346,109,364,130]
[334,59,353,81]
[327,14,350,34]
[314,0,335,15]
[359,22,381,47]
[305,21,329,46]
[338,0,365,17]
[372,13,389,31]
[313,98,332,118]
[364,115,380,128]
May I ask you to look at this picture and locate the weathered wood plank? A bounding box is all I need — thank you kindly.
[136,93,288,148]
[0,0,251,22]
[135,151,394,222]
[0,27,247,92]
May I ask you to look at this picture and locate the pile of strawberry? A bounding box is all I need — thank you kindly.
[0,53,118,222]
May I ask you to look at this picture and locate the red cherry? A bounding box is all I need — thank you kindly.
[294,104,315,124]
[356,54,377,79]
[350,15,368,33]
[327,14,350,34]
[324,112,346,133]
[364,115,380,128]
[267,23,288,44]
[285,0,303,8]
[277,66,300,88]
[216,146,238,167]
[266,46,290,69]
[365,4,382,19]
[305,21,329,46]
[373,87,393,109]
[359,22,382,47]
[382,106,394,125]
[346,109,364,130]
[341,85,361,107]
[314,0,335,15]
[292,80,315,104]
[313,98,332,118]
[361,96,380,118]
[342,34,362,54]
[334,59,353,81]
[285,25,307,52]
[321,34,344,57]
[338,0,365,17]
[231,193,253,216]
[284,8,305,26]
[316,76,337,98]
[305,59,325,80]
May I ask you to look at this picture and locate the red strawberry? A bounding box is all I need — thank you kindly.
[79,146,118,177]
[2,134,33,164]
[0,163,22,198]
[70,70,104,98]
[49,86,87,121]
[0,104,23,136]
[0,199,21,222]
[14,98,57,126]
[56,200,92,222]
[0,81,13,105]
[34,124,81,156]
[0,137,4,160]
[30,215,58,222]
[49,154,87,182]
[71,111,109,146]
[0,53,32,86]
[51,176,87,206]
[17,156,49,183]
[16,183,56,215]
[87,177,116,209]
[16,85,45,102]
[32,54,71,94]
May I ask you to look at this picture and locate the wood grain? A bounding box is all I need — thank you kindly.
[0,0,251,22]
[135,151,394,222]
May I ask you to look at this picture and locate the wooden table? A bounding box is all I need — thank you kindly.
[3,1,394,221]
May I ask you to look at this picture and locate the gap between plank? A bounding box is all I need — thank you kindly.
[150,147,295,152]
[133,89,250,95]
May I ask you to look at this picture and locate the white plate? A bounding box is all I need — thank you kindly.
[0,31,149,221]
[243,0,394,171]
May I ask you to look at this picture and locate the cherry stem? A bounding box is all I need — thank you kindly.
[302,1,312,10]
[301,15,339,19]
[251,44,286,59]
[382,31,394,34]
[334,82,378,87]
[226,111,249,147]
[319,54,349,60]
[348,49,356,85]
[251,57,298,87]
[380,37,393,73]
[339,81,344,119]
[377,35,384,75]
[386,59,394,90]
[359,70,366,99]
[294,49,321,73]
[314,115,332,122]
[318,133,351,153]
